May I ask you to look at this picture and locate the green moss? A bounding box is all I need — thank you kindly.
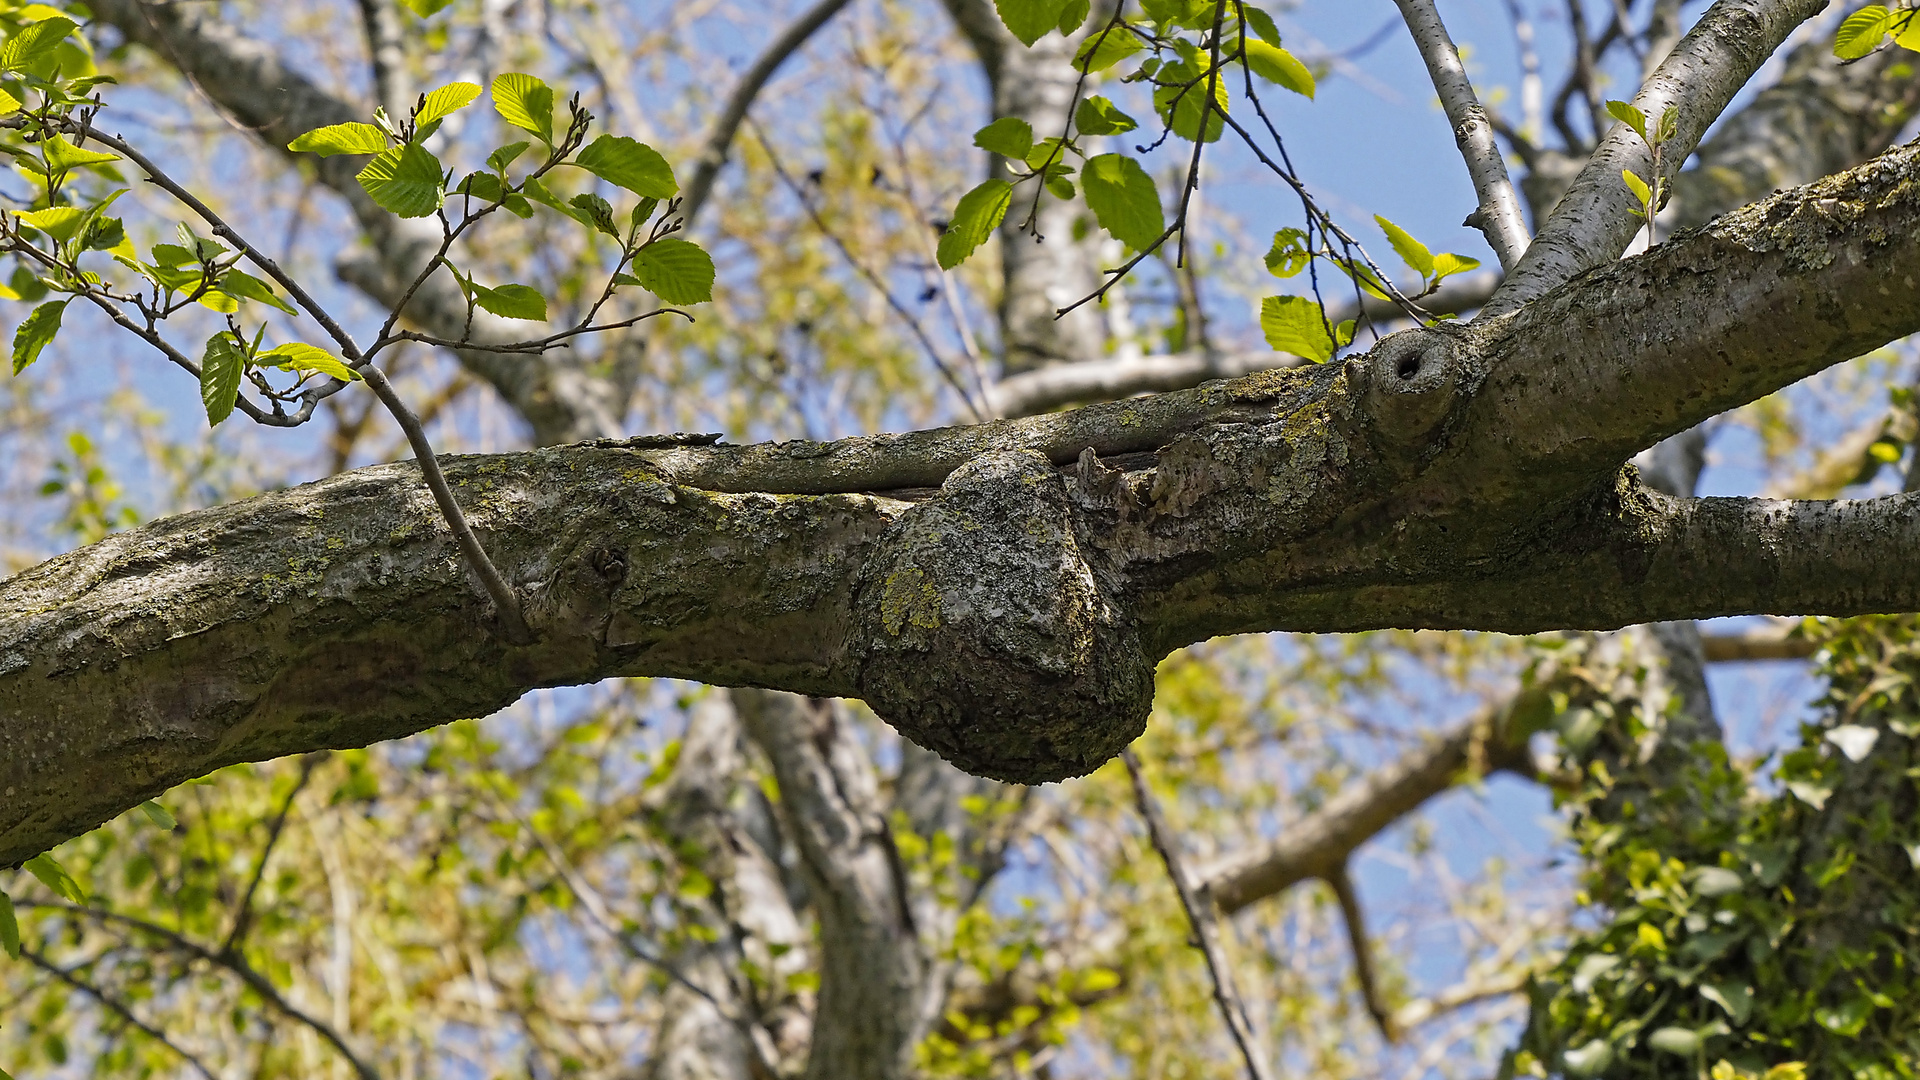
[880,566,942,635]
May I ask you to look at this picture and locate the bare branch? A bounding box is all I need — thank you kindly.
[20,946,221,1080]
[1327,863,1396,1042]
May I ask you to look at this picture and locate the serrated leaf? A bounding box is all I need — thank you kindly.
[200,331,244,425]
[575,134,678,198]
[936,178,1012,270]
[493,72,555,144]
[1242,4,1283,44]
[521,175,590,225]
[11,298,65,374]
[258,342,360,382]
[569,192,619,237]
[1606,99,1648,140]
[357,142,446,218]
[1260,295,1335,362]
[15,206,87,243]
[1836,5,1894,59]
[1265,227,1309,277]
[630,238,715,304]
[1074,24,1143,72]
[0,16,75,73]
[995,0,1070,46]
[1655,104,1679,144]
[36,134,119,175]
[630,196,660,233]
[288,122,389,157]
[471,282,549,321]
[1153,59,1229,142]
[1375,215,1434,277]
[22,853,83,904]
[455,170,507,203]
[218,269,298,315]
[973,117,1035,160]
[1056,0,1090,34]
[488,141,532,173]
[1622,168,1652,211]
[138,800,178,830]
[1074,95,1137,135]
[400,0,456,13]
[416,81,481,125]
[0,889,18,960]
[1430,252,1481,279]
[1082,153,1163,252]
[1244,39,1315,98]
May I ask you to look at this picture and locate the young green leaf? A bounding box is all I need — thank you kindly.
[289,122,389,156]
[1622,168,1653,208]
[487,142,532,175]
[1153,60,1229,142]
[1375,215,1434,278]
[400,0,457,13]
[1074,96,1138,136]
[258,342,361,383]
[1835,5,1894,59]
[1429,252,1481,280]
[1655,104,1679,145]
[1082,153,1164,252]
[1260,294,1335,362]
[936,178,1013,270]
[520,175,591,226]
[568,192,620,238]
[994,0,1071,47]
[217,269,299,315]
[1264,227,1309,278]
[22,852,84,904]
[1074,24,1144,72]
[1056,0,1091,35]
[138,800,178,831]
[1241,4,1284,45]
[630,196,660,234]
[0,888,17,960]
[416,81,482,125]
[0,16,76,74]
[493,72,556,144]
[1606,99,1648,141]
[472,282,550,321]
[1244,39,1315,98]
[357,143,447,218]
[37,134,120,175]
[200,331,245,425]
[11,298,65,374]
[15,206,88,244]
[973,117,1036,160]
[629,238,716,304]
[455,170,508,203]
[575,134,678,198]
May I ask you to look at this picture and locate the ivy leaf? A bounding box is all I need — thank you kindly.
[488,141,532,173]
[11,298,66,374]
[0,16,76,73]
[217,269,299,315]
[1082,153,1163,252]
[416,81,482,125]
[936,178,1013,270]
[1835,5,1894,59]
[1074,25,1143,72]
[470,283,549,321]
[1375,215,1434,278]
[358,143,446,218]
[1244,39,1315,98]
[1074,95,1137,136]
[972,117,1035,160]
[629,238,715,304]
[200,331,245,425]
[258,342,361,382]
[492,72,555,144]
[994,0,1070,47]
[575,134,678,198]
[288,122,389,157]
[1260,295,1335,362]
[137,800,178,831]
[22,853,84,904]
[400,0,457,16]
[1606,99,1649,141]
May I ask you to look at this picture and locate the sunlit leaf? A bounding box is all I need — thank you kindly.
[1074,24,1143,72]
[416,81,482,125]
[1241,4,1283,45]
[15,206,87,243]
[22,853,84,904]
[1260,295,1335,362]
[629,238,715,304]
[400,0,456,13]
[575,134,677,198]
[1375,215,1434,278]
[1606,99,1649,140]
[1244,39,1315,98]
[218,269,299,315]
[0,16,76,73]
[492,72,555,144]
[936,178,1012,270]
[473,282,549,321]
[258,342,361,382]
[1074,95,1137,136]
[137,800,177,831]
[994,0,1070,47]
[973,117,1035,160]
[1082,153,1163,251]
[1265,227,1310,278]
[11,298,65,374]
[200,331,244,425]
[357,142,446,218]
[1835,5,1894,59]
[288,122,389,157]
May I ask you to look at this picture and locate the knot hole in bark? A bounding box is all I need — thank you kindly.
[588,546,628,586]
[1366,329,1461,449]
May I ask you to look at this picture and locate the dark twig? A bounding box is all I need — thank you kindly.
[1328,862,1396,1042]
[21,946,221,1080]
[222,754,322,955]
[1123,749,1277,1080]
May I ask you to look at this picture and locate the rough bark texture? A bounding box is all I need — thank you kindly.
[10,141,1920,861]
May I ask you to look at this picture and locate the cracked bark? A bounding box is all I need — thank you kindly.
[9,143,1920,862]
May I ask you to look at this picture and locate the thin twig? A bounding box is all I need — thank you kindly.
[1122,749,1277,1080]
[21,947,221,1080]
[222,754,322,955]
[374,309,690,355]
[1327,862,1396,1042]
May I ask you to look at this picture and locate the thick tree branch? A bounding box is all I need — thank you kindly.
[1391,0,1530,269]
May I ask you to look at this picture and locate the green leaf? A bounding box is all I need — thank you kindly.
[1265,227,1310,278]
[630,238,715,304]
[1561,1041,1613,1078]
[520,175,592,227]
[1244,39,1315,98]
[11,298,65,374]
[1655,103,1679,144]
[994,0,1070,46]
[1893,10,1920,52]
[1074,24,1143,72]
[455,170,508,203]
[1647,1028,1701,1057]
[357,142,446,218]
[575,134,678,198]
[15,206,88,243]
[1074,95,1138,136]
[1429,252,1481,280]
[472,282,549,321]
[1260,295,1335,362]
[973,117,1035,160]
[492,72,555,144]
[1082,153,1163,252]
[488,141,532,173]
[22,853,84,904]
[1606,99,1648,140]
[1153,59,1229,142]
[289,122,389,157]
[936,178,1013,270]
[37,134,120,175]
[1700,980,1753,1026]
[138,800,178,831]
[1242,4,1283,45]
[258,342,360,382]
[0,888,18,960]
[569,192,619,237]
[400,0,456,16]
[0,16,76,73]
[217,269,298,315]
[1622,168,1652,208]
[1835,5,1894,59]
[1056,0,1090,35]
[630,196,660,234]
[416,81,482,125]
[1375,215,1434,277]
[200,331,244,425]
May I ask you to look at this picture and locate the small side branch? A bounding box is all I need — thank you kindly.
[21,947,221,1080]
[1123,750,1278,1080]
[1327,863,1396,1042]
[1392,0,1531,270]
